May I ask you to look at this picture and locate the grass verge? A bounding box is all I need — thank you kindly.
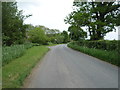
[3,46,49,88]
[2,43,34,66]
[68,42,119,66]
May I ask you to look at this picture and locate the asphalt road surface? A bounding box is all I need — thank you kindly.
[24,44,118,88]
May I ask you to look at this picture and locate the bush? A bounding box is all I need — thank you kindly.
[2,43,34,66]
[77,40,119,52]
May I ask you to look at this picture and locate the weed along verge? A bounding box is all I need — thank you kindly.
[2,46,49,88]
[2,43,34,66]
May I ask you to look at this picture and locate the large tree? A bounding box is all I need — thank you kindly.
[2,2,31,46]
[65,1,120,40]
[61,31,69,43]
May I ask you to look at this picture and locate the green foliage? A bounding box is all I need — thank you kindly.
[27,25,66,44]
[2,2,31,46]
[61,31,69,43]
[45,28,63,44]
[68,42,119,66]
[3,46,49,88]
[28,27,48,44]
[2,43,34,66]
[76,40,119,51]
[68,25,87,40]
[65,2,120,40]
[55,34,64,44]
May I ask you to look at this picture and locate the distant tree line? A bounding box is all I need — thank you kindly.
[2,2,69,46]
[27,25,69,45]
[64,1,120,40]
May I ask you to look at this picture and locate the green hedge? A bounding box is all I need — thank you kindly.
[76,40,119,52]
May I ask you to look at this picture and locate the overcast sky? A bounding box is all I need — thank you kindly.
[17,0,118,40]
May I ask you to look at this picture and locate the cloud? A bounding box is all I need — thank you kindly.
[17,0,74,31]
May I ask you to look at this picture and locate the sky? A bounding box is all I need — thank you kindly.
[17,0,74,30]
[17,0,119,40]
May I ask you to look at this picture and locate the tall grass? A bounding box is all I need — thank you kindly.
[2,43,33,66]
[68,42,119,66]
[3,46,49,88]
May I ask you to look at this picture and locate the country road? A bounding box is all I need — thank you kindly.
[24,44,118,88]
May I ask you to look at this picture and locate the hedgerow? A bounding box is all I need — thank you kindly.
[76,40,119,52]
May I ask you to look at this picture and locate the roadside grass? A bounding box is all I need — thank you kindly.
[2,46,49,88]
[2,43,34,66]
[68,42,119,66]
